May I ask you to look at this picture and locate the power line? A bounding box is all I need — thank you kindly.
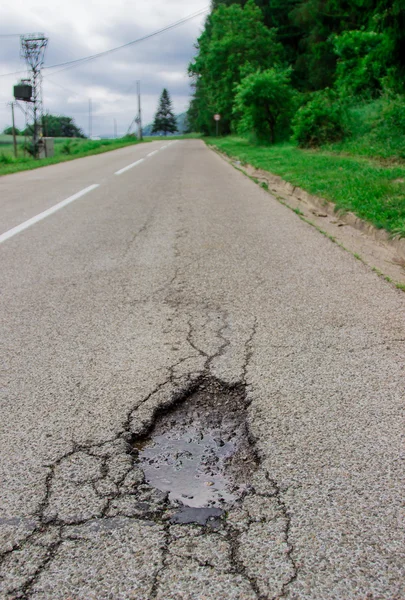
[46,77,83,98]
[46,77,140,101]
[44,7,208,72]
[0,7,208,79]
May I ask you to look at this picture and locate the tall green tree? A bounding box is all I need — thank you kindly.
[203,0,405,94]
[42,114,85,137]
[333,30,394,98]
[373,0,405,83]
[152,89,177,136]
[3,126,21,136]
[23,114,85,138]
[188,0,405,136]
[212,0,303,67]
[234,67,295,142]
[188,0,283,135]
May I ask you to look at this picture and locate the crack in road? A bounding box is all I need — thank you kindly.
[0,209,308,600]
[0,313,299,599]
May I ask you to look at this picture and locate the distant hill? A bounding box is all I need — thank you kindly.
[143,112,189,136]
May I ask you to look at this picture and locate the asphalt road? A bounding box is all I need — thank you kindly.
[0,139,404,599]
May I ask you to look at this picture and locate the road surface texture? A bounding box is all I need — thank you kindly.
[0,139,404,599]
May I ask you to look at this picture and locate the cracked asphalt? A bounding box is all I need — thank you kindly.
[0,140,404,599]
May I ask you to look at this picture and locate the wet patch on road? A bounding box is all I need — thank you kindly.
[132,378,258,523]
[1,376,296,599]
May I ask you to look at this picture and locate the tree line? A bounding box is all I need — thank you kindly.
[187,0,405,145]
[3,114,85,138]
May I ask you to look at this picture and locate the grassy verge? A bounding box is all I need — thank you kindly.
[0,133,202,177]
[207,136,405,237]
[0,137,146,177]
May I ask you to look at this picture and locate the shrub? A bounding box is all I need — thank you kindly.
[332,30,393,99]
[0,152,14,164]
[233,67,295,143]
[292,89,348,148]
[22,142,36,157]
[61,140,72,155]
[374,94,405,134]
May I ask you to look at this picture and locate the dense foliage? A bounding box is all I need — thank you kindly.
[3,126,21,136]
[189,1,283,135]
[21,114,85,138]
[40,114,85,138]
[152,89,178,136]
[187,0,405,147]
[292,89,348,147]
[234,67,295,142]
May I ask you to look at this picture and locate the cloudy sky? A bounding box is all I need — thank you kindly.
[0,0,208,136]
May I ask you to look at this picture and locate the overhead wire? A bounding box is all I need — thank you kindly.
[44,7,208,73]
[45,78,83,97]
[0,7,208,79]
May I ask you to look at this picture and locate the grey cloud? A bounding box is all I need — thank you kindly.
[0,5,204,135]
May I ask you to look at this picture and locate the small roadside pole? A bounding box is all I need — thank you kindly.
[137,80,143,141]
[214,113,221,136]
[89,98,92,138]
[11,102,18,158]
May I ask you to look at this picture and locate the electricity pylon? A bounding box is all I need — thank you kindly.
[20,33,48,157]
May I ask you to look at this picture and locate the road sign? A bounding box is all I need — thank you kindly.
[213,114,221,121]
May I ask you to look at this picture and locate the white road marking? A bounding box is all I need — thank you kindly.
[115,142,176,174]
[0,184,100,244]
[114,158,144,176]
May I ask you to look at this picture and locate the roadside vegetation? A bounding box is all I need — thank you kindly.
[188,0,405,236]
[0,136,142,176]
[208,136,405,237]
[0,132,202,177]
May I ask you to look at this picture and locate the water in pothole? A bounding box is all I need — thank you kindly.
[133,379,257,517]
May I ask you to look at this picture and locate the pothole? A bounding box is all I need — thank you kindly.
[132,378,258,524]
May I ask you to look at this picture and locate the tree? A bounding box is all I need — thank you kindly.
[3,126,21,136]
[187,0,405,134]
[333,30,394,98]
[212,0,303,70]
[23,114,85,138]
[234,67,295,142]
[152,89,177,136]
[188,0,283,135]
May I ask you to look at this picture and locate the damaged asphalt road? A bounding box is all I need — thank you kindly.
[0,140,404,599]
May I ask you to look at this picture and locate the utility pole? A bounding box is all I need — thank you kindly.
[88,98,92,138]
[18,33,48,158]
[114,118,117,139]
[10,102,18,158]
[136,80,143,141]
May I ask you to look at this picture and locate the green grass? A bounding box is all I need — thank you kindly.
[207,136,405,237]
[0,136,145,176]
[0,133,26,145]
[0,133,202,176]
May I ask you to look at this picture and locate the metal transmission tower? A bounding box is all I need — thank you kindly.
[20,33,48,156]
